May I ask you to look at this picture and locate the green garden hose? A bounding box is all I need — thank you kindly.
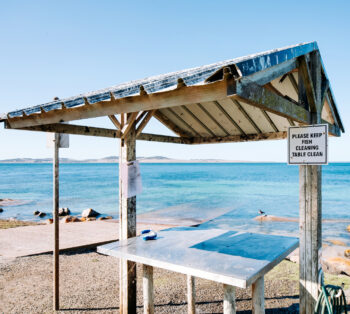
[314,283,347,314]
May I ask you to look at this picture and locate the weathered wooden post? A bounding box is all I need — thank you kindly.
[187,275,195,314]
[298,51,322,313]
[53,133,59,311]
[119,115,137,313]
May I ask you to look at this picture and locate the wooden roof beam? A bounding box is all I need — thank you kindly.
[235,80,310,124]
[5,121,191,143]
[6,78,233,129]
[6,122,122,138]
[191,131,287,144]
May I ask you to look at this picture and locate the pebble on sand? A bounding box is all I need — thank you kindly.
[98,216,113,221]
[61,216,81,223]
[46,218,53,224]
[345,249,350,258]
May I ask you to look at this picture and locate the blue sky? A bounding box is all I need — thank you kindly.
[0,1,349,161]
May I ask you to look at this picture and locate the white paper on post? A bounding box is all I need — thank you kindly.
[46,133,69,148]
[121,160,142,198]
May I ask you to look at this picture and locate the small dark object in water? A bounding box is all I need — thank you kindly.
[258,209,265,215]
[33,210,40,216]
[0,208,3,213]
[38,212,46,218]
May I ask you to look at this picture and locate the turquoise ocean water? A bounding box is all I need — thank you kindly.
[0,163,349,244]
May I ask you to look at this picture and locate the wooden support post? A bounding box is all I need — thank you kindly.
[143,265,154,314]
[299,165,321,313]
[252,276,265,314]
[53,133,59,311]
[119,116,137,314]
[223,284,236,314]
[187,275,195,314]
[299,51,322,314]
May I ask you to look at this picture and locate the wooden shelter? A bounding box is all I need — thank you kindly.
[0,42,344,313]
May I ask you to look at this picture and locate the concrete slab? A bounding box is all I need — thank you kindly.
[0,221,172,258]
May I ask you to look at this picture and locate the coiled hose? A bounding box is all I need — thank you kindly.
[314,282,348,313]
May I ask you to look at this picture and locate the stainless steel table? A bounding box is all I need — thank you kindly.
[98,227,298,314]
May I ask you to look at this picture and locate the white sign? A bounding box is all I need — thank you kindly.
[46,133,70,148]
[121,160,142,198]
[288,124,328,165]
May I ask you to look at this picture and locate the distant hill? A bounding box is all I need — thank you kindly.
[0,156,262,163]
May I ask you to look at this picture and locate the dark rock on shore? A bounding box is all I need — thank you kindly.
[58,207,70,216]
[81,208,100,218]
[33,211,46,218]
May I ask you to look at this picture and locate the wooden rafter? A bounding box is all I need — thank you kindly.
[121,112,138,139]
[181,105,215,137]
[153,110,191,138]
[231,99,262,134]
[197,103,230,136]
[288,73,299,94]
[167,107,201,137]
[135,111,148,126]
[298,55,317,112]
[136,110,156,136]
[260,109,279,132]
[108,115,121,130]
[213,101,246,136]
[320,79,329,110]
[120,113,125,129]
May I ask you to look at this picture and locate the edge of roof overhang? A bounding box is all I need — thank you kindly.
[0,41,344,134]
[0,42,317,121]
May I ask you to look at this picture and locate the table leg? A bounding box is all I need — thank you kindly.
[223,284,236,314]
[187,275,195,314]
[252,276,265,314]
[143,264,154,314]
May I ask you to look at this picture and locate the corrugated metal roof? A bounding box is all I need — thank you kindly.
[1,42,318,120]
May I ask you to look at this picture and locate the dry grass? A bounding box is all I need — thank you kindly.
[0,219,40,229]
